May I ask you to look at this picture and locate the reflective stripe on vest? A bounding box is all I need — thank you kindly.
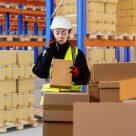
[41,45,82,93]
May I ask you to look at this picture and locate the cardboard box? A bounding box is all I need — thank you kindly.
[18,65,25,79]
[18,79,34,92]
[17,50,34,65]
[73,103,136,136]
[120,78,136,100]
[0,65,7,80]
[91,63,136,81]
[12,93,24,108]
[0,50,16,65]
[23,106,35,120]
[89,82,100,102]
[24,92,35,106]
[104,48,115,60]
[89,81,120,102]
[50,59,72,89]
[0,94,12,110]
[0,80,16,94]
[44,92,89,121]
[0,65,12,80]
[24,65,34,79]
[43,122,72,136]
[0,109,11,124]
[12,65,19,79]
[11,108,19,122]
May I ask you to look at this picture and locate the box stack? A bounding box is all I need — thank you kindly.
[16,50,35,121]
[55,0,118,34]
[86,0,118,33]
[0,51,16,124]
[89,62,136,102]
[86,48,116,68]
[55,0,77,34]
[117,0,136,33]
[43,92,89,136]
[0,50,35,124]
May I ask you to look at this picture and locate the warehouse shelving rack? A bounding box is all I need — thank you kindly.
[0,1,46,63]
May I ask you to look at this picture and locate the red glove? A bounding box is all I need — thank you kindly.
[70,66,79,77]
[48,39,56,47]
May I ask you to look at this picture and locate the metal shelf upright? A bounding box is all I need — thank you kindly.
[46,0,86,92]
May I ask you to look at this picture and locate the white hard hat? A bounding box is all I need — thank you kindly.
[50,16,72,30]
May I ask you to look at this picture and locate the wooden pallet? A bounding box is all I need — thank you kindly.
[118,33,134,40]
[87,32,118,40]
[0,118,38,133]
[34,105,43,118]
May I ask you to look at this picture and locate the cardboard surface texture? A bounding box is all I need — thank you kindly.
[43,122,72,136]
[18,79,34,92]
[89,81,120,102]
[74,103,136,136]
[0,50,16,65]
[120,78,136,100]
[17,50,34,65]
[0,80,16,94]
[91,63,136,81]
[50,59,73,89]
[44,92,89,121]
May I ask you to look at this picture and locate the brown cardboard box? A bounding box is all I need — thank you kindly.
[43,122,72,136]
[0,66,7,80]
[44,92,89,121]
[23,106,35,120]
[0,109,11,124]
[12,107,24,121]
[0,80,16,94]
[91,63,136,81]
[24,65,34,79]
[73,103,136,136]
[50,59,73,89]
[120,78,136,100]
[18,65,25,79]
[0,94,12,110]
[11,108,19,122]
[0,65,12,80]
[89,82,100,102]
[24,92,35,106]
[0,50,16,65]
[12,93,19,108]
[12,65,19,80]
[18,79,34,92]
[89,81,120,102]
[6,65,12,80]
[17,50,34,65]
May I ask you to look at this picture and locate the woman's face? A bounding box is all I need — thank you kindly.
[53,28,70,44]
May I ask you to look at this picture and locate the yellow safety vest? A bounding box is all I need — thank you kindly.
[40,46,82,105]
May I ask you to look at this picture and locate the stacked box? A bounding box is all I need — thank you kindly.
[43,92,89,136]
[89,81,120,102]
[55,0,118,34]
[0,51,16,123]
[89,62,136,102]
[86,0,117,33]
[16,50,35,121]
[117,0,136,33]
[55,0,77,34]
[0,50,35,124]
[86,48,116,67]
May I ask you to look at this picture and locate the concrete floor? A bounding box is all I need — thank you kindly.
[1,123,43,136]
